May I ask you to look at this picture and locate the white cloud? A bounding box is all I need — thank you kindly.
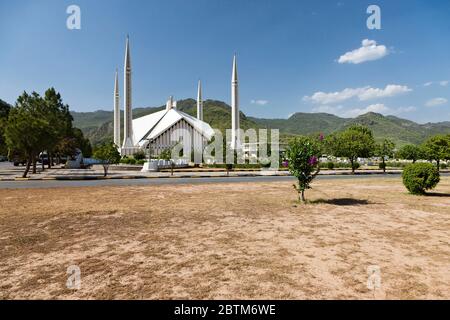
[250,99,268,106]
[425,97,448,107]
[358,85,412,101]
[303,84,412,104]
[338,39,389,64]
[311,105,344,114]
[423,80,448,87]
[343,104,390,117]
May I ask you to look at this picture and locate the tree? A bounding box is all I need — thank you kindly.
[375,139,395,173]
[421,134,450,172]
[396,144,424,163]
[285,136,322,203]
[326,125,375,173]
[5,92,51,177]
[42,88,74,169]
[0,99,11,156]
[93,142,121,176]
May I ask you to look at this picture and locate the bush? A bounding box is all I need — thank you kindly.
[402,163,440,195]
[327,162,334,170]
[440,163,448,170]
[136,159,145,165]
[133,151,146,161]
[128,158,136,165]
[379,162,386,170]
[352,162,360,171]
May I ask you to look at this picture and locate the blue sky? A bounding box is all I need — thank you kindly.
[0,0,449,123]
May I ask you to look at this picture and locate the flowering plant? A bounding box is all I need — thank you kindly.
[285,135,323,203]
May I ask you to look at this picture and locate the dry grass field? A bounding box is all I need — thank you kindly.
[0,177,449,300]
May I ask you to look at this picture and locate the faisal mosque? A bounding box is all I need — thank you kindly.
[113,36,241,157]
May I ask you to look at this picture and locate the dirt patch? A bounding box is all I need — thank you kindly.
[0,177,449,299]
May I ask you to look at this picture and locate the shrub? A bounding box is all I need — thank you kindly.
[402,163,440,195]
[327,162,334,170]
[128,158,136,165]
[378,162,386,170]
[352,162,360,171]
[137,159,145,165]
[133,151,146,161]
[285,136,322,203]
[440,163,448,170]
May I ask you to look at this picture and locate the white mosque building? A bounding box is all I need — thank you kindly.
[113,36,240,158]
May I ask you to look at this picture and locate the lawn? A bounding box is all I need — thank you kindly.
[0,177,449,299]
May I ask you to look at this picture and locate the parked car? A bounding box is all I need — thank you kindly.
[0,155,7,162]
[38,152,49,165]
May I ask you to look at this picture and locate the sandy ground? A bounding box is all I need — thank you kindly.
[0,177,449,300]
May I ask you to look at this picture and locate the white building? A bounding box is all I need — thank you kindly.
[114,36,240,158]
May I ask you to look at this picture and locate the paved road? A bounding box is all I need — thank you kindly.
[0,173,408,189]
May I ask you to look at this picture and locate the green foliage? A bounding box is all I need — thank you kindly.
[421,134,450,170]
[402,163,440,195]
[133,150,146,160]
[396,144,424,163]
[440,163,448,169]
[93,142,120,176]
[375,138,395,172]
[379,162,386,170]
[93,142,120,164]
[326,125,375,173]
[158,148,172,161]
[285,136,322,202]
[5,92,53,176]
[326,162,334,170]
[0,99,11,155]
[352,162,360,171]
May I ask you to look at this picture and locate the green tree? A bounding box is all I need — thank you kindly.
[0,99,11,156]
[41,88,74,168]
[5,92,51,177]
[396,144,424,163]
[285,136,321,203]
[326,125,375,173]
[93,142,121,176]
[421,134,450,171]
[375,138,395,173]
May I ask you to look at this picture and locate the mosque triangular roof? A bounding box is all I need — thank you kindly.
[132,108,215,147]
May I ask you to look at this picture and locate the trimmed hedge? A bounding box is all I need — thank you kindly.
[402,163,440,195]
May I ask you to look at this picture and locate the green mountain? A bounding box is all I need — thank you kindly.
[71,99,450,147]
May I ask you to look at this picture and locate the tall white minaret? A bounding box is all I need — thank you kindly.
[197,80,203,121]
[122,35,134,150]
[113,69,120,147]
[231,54,240,149]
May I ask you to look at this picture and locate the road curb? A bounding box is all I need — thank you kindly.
[3,169,449,182]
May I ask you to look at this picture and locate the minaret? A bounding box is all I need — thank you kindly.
[122,35,134,150]
[231,54,240,149]
[197,80,203,121]
[113,69,120,147]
